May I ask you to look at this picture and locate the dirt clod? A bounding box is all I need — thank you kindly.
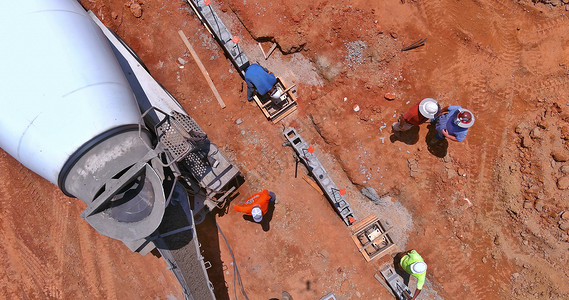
[384,92,396,100]
[530,127,543,139]
[494,235,501,245]
[522,135,533,148]
[551,150,569,162]
[515,122,528,134]
[535,200,544,211]
[130,3,142,18]
[557,176,569,189]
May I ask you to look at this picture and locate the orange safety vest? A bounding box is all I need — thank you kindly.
[234,190,271,215]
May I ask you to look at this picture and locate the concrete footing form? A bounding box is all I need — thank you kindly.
[284,128,357,226]
[185,0,250,75]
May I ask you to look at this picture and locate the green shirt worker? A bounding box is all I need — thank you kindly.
[400,250,427,300]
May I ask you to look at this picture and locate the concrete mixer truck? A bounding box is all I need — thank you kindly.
[0,1,239,298]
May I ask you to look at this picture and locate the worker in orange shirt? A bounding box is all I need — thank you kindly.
[234,190,273,222]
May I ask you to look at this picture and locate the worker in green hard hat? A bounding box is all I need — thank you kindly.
[396,249,427,300]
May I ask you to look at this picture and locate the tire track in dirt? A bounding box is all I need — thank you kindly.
[421,1,524,298]
[417,0,463,50]
[435,236,497,299]
[471,2,525,293]
[517,14,569,45]
[17,238,53,297]
[0,217,21,297]
[50,195,70,299]
[0,158,27,297]
[468,0,521,211]
[21,175,63,299]
[516,14,569,100]
[94,236,118,299]
[415,1,507,297]
[0,160,63,298]
[1,216,55,298]
[462,1,536,297]
[536,74,569,98]
[77,220,104,298]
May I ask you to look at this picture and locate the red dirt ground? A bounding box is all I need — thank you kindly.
[1,0,569,299]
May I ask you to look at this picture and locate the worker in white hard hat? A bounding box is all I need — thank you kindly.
[396,249,427,300]
[234,190,271,223]
[430,105,474,145]
[269,87,285,106]
[392,98,440,132]
[251,206,263,223]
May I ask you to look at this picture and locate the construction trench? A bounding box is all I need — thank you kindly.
[3,0,569,299]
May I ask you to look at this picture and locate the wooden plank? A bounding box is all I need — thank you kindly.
[369,243,395,260]
[258,42,267,59]
[268,77,298,123]
[281,84,296,95]
[178,30,226,109]
[358,229,391,251]
[350,214,379,234]
[265,43,278,60]
[271,104,297,124]
[351,234,363,250]
[362,249,372,262]
[302,172,323,195]
[261,99,273,109]
[253,95,271,118]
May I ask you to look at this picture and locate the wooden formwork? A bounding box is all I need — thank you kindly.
[253,77,298,123]
[350,214,395,262]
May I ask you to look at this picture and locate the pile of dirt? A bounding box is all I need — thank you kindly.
[500,100,569,298]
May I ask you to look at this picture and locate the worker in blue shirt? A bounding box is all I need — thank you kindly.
[244,64,281,102]
[430,105,474,145]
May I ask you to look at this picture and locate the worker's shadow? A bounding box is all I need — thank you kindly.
[242,192,276,232]
[425,123,448,158]
[393,252,411,287]
[389,126,420,145]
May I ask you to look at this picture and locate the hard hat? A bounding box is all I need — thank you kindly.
[270,87,283,100]
[251,206,263,222]
[410,261,427,274]
[456,108,474,128]
[418,98,440,119]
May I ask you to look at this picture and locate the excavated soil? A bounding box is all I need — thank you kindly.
[1,0,569,299]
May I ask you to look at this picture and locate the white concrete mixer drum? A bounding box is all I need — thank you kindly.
[0,0,166,241]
